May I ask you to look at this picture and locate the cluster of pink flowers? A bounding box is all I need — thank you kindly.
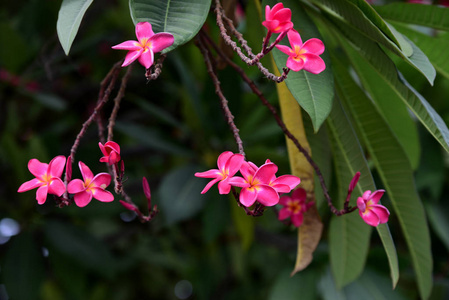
[195,151,301,208]
[17,141,121,207]
[262,3,326,74]
[112,22,174,69]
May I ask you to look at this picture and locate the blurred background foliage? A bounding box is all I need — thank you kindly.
[0,0,449,299]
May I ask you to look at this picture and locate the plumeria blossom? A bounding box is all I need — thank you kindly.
[18,156,66,204]
[112,22,174,69]
[99,141,121,165]
[357,190,390,226]
[264,159,300,193]
[228,161,281,207]
[275,29,326,74]
[262,3,294,33]
[67,161,114,207]
[278,188,314,227]
[195,151,245,194]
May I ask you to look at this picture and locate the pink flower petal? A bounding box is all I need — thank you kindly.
[273,175,301,190]
[240,187,258,207]
[287,30,303,48]
[349,172,361,192]
[302,53,326,74]
[362,190,372,199]
[120,200,138,212]
[18,178,42,192]
[66,156,72,182]
[137,48,154,69]
[278,207,291,220]
[122,49,143,67]
[271,183,291,194]
[275,44,294,56]
[217,179,232,194]
[254,163,278,184]
[272,8,292,23]
[269,3,285,17]
[255,185,279,206]
[92,173,112,188]
[48,155,66,178]
[28,159,48,178]
[98,142,107,156]
[78,161,94,182]
[91,188,114,202]
[73,191,93,207]
[36,185,48,205]
[291,188,307,202]
[105,141,120,153]
[136,22,155,43]
[360,209,381,227]
[372,204,390,224]
[200,178,221,194]
[286,57,305,72]
[302,38,325,55]
[291,213,304,227]
[262,20,280,32]
[195,169,221,179]
[111,40,141,51]
[107,151,120,165]
[240,161,256,179]
[225,154,244,176]
[370,189,385,204]
[357,196,367,212]
[279,195,291,206]
[142,177,151,200]
[67,179,86,194]
[217,151,233,170]
[47,178,66,197]
[227,176,250,188]
[150,33,175,53]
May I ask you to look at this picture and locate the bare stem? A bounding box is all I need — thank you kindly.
[145,54,166,81]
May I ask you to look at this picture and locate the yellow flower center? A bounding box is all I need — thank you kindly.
[287,200,302,214]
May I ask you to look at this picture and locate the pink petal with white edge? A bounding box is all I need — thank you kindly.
[287,30,303,48]
[279,195,291,206]
[291,213,304,227]
[302,38,325,55]
[275,44,294,56]
[278,207,291,220]
[92,188,114,202]
[47,178,66,196]
[150,33,175,53]
[286,57,305,72]
[67,179,86,194]
[135,22,154,42]
[217,151,233,170]
[138,48,154,69]
[370,189,385,204]
[359,209,380,227]
[122,49,143,67]
[48,155,66,178]
[78,161,94,181]
[302,53,326,74]
[273,175,300,190]
[200,178,221,194]
[225,154,244,176]
[18,178,42,192]
[255,185,279,206]
[92,173,112,188]
[28,159,48,178]
[74,191,93,207]
[111,40,141,51]
[217,179,232,195]
[195,169,221,179]
[372,205,390,224]
[240,188,258,207]
[254,163,278,184]
[36,185,48,205]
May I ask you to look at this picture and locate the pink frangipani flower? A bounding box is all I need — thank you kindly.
[357,190,390,226]
[112,22,174,69]
[264,159,300,193]
[67,161,114,207]
[262,3,294,33]
[195,151,245,194]
[275,29,326,74]
[228,161,279,207]
[99,141,121,165]
[18,156,66,204]
[278,188,313,227]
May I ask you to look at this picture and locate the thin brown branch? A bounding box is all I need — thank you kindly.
[145,54,166,81]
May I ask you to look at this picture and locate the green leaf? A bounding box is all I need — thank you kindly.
[335,23,449,155]
[159,164,208,225]
[3,233,45,300]
[129,0,212,52]
[425,203,449,252]
[269,269,319,300]
[230,198,255,251]
[267,0,334,132]
[336,59,432,299]
[326,99,372,288]
[393,24,449,81]
[375,3,449,31]
[56,0,94,55]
